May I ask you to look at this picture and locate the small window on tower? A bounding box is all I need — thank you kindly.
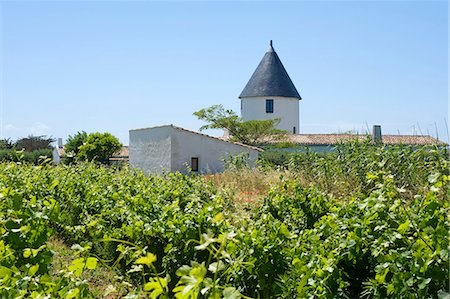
[191,157,199,172]
[293,126,296,134]
[266,99,274,113]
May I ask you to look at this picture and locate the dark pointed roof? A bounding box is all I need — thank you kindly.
[239,41,301,99]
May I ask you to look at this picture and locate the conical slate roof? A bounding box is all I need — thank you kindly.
[239,41,301,99]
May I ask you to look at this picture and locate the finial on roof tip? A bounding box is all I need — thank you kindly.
[268,40,274,52]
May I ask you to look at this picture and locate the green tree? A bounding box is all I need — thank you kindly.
[15,135,55,151]
[194,104,286,145]
[65,131,88,156]
[0,138,14,150]
[77,132,122,164]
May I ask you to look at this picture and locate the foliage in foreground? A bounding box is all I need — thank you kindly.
[0,143,448,298]
[261,141,448,200]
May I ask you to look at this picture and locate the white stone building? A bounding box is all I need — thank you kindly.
[240,41,301,134]
[129,125,261,175]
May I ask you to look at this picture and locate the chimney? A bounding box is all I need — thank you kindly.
[372,125,382,144]
[58,138,63,148]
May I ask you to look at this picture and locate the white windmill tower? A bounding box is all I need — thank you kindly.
[239,41,302,134]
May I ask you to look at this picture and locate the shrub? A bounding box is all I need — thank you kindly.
[0,148,52,164]
[77,132,122,164]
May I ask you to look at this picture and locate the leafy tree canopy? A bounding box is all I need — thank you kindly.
[15,135,55,151]
[65,131,88,155]
[77,132,122,164]
[0,138,14,150]
[193,104,286,145]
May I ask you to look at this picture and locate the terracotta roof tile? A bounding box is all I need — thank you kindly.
[112,146,129,157]
[276,134,447,146]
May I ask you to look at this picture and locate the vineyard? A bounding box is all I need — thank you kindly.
[0,142,449,298]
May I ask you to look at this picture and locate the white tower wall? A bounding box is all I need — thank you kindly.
[241,96,299,134]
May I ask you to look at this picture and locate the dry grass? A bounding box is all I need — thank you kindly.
[47,236,135,298]
[204,168,296,207]
[205,169,274,197]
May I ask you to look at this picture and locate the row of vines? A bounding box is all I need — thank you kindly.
[0,143,449,298]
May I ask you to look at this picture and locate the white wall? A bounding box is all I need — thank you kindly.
[171,127,260,174]
[52,148,61,165]
[241,96,300,134]
[129,125,260,175]
[129,126,172,174]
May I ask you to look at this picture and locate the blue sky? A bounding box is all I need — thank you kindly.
[1,0,448,144]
